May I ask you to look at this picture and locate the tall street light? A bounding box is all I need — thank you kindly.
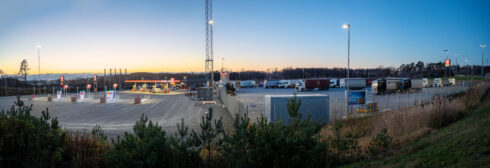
[342,23,350,115]
[481,44,486,76]
[443,49,448,77]
[37,45,42,87]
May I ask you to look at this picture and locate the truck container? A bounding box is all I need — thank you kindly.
[365,78,375,86]
[410,79,423,91]
[265,94,329,124]
[340,78,366,90]
[264,80,280,88]
[239,80,256,88]
[295,79,330,91]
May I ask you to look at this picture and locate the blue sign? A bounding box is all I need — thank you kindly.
[348,91,366,105]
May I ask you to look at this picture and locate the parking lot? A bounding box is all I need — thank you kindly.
[223,84,471,122]
[0,92,232,136]
[0,83,471,135]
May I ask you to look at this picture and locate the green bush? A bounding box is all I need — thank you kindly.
[105,114,201,168]
[220,94,330,168]
[368,128,393,158]
[0,96,65,167]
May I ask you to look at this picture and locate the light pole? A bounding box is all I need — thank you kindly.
[37,45,42,95]
[342,23,351,116]
[465,59,470,81]
[481,44,486,76]
[443,50,448,78]
[454,53,458,75]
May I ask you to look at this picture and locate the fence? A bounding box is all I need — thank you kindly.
[219,83,472,123]
[328,83,472,121]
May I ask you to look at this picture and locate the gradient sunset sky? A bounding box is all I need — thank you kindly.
[0,0,489,74]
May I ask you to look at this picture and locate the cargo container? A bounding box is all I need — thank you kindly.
[265,94,329,124]
[410,79,423,91]
[295,79,329,91]
[264,80,280,88]
[339,78,366,90]
[365,78,375,86]
[239,80,256,88]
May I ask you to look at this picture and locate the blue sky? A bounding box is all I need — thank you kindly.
[0,0,489,74]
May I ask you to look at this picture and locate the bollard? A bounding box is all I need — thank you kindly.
[135,95,140,104]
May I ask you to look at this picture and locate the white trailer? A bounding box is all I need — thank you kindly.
[410,79,423,91]
[340,78,366,90]
[239,80,256,88]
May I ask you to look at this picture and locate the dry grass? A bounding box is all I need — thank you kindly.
[325,80,490,151]
[63,130,108,168]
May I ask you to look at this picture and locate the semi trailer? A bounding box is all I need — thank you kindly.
[339,78,366,90]
[295,79,330,91]
[371,78,401,95]
[264,80,280,88]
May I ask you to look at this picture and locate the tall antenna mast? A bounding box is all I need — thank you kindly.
[205,0,214,86]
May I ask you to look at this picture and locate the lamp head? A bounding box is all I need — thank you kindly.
[342,24,350,29]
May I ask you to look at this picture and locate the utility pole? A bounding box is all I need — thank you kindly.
[37,45,41,89]
[443,50,448,78]
[481,44,486,76]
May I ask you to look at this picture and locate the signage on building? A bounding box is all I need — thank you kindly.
[445,59,451,67]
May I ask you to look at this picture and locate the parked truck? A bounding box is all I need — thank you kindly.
[295,79,330,91]
[329,78,339,88]
[422,78,430,87]
[339,78,366,90]
[433,78,443,87]
[239,80,256,88]
[264,80,280,88]
[400,79,423,92]
[278,80,291,88]
[371,78,401,95]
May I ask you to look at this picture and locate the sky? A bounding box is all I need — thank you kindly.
[0,0,489,74]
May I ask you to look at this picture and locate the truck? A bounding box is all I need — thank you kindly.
[329,78,339,88]
[264,80,280,88]
[400,79,423,92]
[433,78,443,87]
[422,78,430,87]
[239,80,256,88]
[448,78,456,86]
[339,78,366,90]
[278,80,291,88]
[371,78,401,95]
[295,79,330,91]
[410,79,423,91]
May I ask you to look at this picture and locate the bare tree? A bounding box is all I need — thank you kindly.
[18,59,29,86]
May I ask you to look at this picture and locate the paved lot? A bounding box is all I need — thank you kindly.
[0,91,232,136]
[232,85,470,121]
[0,85,469,136]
